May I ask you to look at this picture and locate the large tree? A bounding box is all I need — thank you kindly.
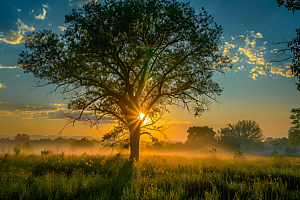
[18,0,231,160]
[218,120,264,151]
[288,108,300,147]
[275,0,300,91]
[186,126,217,147]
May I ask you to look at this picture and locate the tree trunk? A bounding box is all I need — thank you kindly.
[128,120,141,161]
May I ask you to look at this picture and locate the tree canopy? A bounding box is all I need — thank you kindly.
[288,108,300,147]
[18,0,231,159]
[186,126,217,146]
[276,0,300,91]
[218,120,264,151]
[277,0,300,13]
[14,134,30,143]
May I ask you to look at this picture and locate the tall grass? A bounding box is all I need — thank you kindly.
[0,153,300,199]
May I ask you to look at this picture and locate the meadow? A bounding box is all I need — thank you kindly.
[1,153,300,200]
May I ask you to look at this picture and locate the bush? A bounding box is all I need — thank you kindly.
[22,141,34,154]
[270,150,284,158]
[234,149,243,158]
[285,146,298,154]
[41,149,52,155]
[13,144,21,155]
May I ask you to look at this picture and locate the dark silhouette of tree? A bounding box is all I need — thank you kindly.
[186,126,217,147]
[277,0,300,13]
[71,137,95,149]
[288,108,300,147]
[18,0,231,160]
[14,134,30,143]
[22,141,34,154]
[218,120,264,151]
[273,0,300,91]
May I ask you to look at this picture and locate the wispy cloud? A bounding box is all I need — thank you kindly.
[269,64,293,78]
[223,31,292,80]
[0,104,115,123]
[0,64,19,69]
[35,8,47,20]
[231,55,239,63]
[234,65,246,73]
[0,83,6,89]
[58,25,67,31]
[251,31,263,38]
[223,42,236,56]
[42,3,49,9]
[249,73,258,80]
[0,19,35,44]
[50,103,65,107]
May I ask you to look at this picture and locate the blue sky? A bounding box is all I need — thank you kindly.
[0,0,299,141]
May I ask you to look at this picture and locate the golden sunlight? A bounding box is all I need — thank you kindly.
[138,112,145,120]
[138,112,149,124]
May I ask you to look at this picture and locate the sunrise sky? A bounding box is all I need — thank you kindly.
[0,0,300,142]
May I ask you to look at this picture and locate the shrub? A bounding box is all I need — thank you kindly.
[234,149,243,158]
[13,144,21,155]
[41,149,52,155]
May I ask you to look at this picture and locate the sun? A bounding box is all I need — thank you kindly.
[138,112,149,124]
[138,112,145,120]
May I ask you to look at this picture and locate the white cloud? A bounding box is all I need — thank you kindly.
[17,9,22,12]
[0,19,35,44]
[48,23,52,27]
[35,8,47,20]
[42,3,49,9]
[231,36,235,40]
[0,83,6,89]
[58,26,67,31]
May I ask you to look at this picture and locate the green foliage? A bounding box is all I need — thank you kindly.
[285,146,298,154]
[13,144,21,155]
[21,141,34,154]
[277,0,300,13]
[18,0,231,158]
[276,0,300,90]
[288,108,300,147]
[270,151,284,158]
[0,153,8,166]
[1,154,300,199]
[234,149,244,158]
[186,126,217,146]
[70,137,95,149]
[41,149,52,156]
[218,120,265,151]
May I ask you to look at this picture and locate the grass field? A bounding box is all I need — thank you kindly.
[1,153,300,200]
